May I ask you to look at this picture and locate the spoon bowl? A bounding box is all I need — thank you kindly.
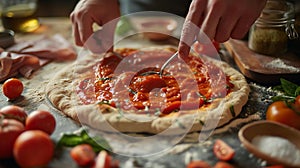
[238,120,300,168]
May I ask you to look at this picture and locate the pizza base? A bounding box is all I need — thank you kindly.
[46,47,250,134]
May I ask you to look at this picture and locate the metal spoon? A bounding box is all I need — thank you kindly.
[159,39,197,77]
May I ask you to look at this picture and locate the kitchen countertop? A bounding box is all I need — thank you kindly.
[0,17,281,168]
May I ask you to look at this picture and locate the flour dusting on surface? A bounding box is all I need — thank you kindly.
[264,58,300,73]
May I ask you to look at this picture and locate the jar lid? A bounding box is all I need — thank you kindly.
[257,0,295,25]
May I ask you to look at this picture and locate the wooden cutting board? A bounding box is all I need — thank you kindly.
[224,39,300,85]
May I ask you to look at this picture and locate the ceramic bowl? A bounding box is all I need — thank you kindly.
[238,120,300,168]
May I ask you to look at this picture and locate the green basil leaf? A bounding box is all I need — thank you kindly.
[280,78,299,96]
[295,87,300,96]
[57,130,111,152]
[273,85,284,92]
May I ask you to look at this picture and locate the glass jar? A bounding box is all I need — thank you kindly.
[290,12,300,54]
[248,0,298,56]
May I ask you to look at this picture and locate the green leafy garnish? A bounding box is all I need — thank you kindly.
[199,120,205,126]
[97,77,112,81]
[272,78,300,102]
[128,88,137,95]
[280,78,299,97]
[229,105,235,117]
[57,130,111,152]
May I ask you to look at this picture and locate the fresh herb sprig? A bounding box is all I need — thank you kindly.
[57,130,111,152]
[272,78,300,102]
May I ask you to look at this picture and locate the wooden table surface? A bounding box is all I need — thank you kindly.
[0,17,279,168]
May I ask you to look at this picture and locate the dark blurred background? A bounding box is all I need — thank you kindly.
[36,0,79,17]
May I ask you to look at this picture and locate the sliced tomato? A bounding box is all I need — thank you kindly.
[70,144,96,166]
[186,160,212,168]
[93,151,119,168]
[213,139,235,161]
[214,161,234,168]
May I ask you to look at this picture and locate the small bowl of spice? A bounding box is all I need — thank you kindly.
[238,120,300,167]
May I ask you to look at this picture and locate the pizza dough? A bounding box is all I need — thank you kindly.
[46,47,249,134]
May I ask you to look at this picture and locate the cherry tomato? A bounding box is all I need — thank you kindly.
[213,139,235,161]
[193,41,220,57]
[186,160,212,168]
[292,95,300,113]
[70,144,96,166]
[13,130,54,168]
[0,105,27,124]
[94,151,119,168]
[0,117,25,158]
[266,101,300,130]
[214,161,234,168]
[2,78,24,100]
[25,110,56,135]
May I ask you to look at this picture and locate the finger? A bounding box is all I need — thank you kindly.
[77,16,94,46]
[231,16,256,39]
[179,0,207,58]
[214,16,239,43]
[200,6,221,42]
[230,1,266,39]
[73,23,83,46]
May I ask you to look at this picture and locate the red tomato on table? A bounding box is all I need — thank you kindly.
[0,117,25,158]
[25,110,56,135]
[0,105,27,124]
[213,139,235,161]
[2,78,24,100]
[13,130,54,168]
[266,101,300,130]
[292,95,300,112]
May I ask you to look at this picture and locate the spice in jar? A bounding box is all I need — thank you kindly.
[248,0,298,56]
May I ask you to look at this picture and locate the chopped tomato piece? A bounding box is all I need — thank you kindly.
[213,139,235,161]
[214,161,234,168]
[93,151,119,168]
[186,160,212,168]
[70,144,96,166]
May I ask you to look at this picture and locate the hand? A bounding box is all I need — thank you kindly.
[179,0,267,57]
[70,0,120,51]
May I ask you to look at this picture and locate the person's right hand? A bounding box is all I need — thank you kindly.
[178,0,267,58]
[70,0,120,47]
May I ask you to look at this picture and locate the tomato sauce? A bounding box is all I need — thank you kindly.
[77,49,233,116]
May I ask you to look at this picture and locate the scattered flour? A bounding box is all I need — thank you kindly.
[252,135,300,166]
[264,58,300,73]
